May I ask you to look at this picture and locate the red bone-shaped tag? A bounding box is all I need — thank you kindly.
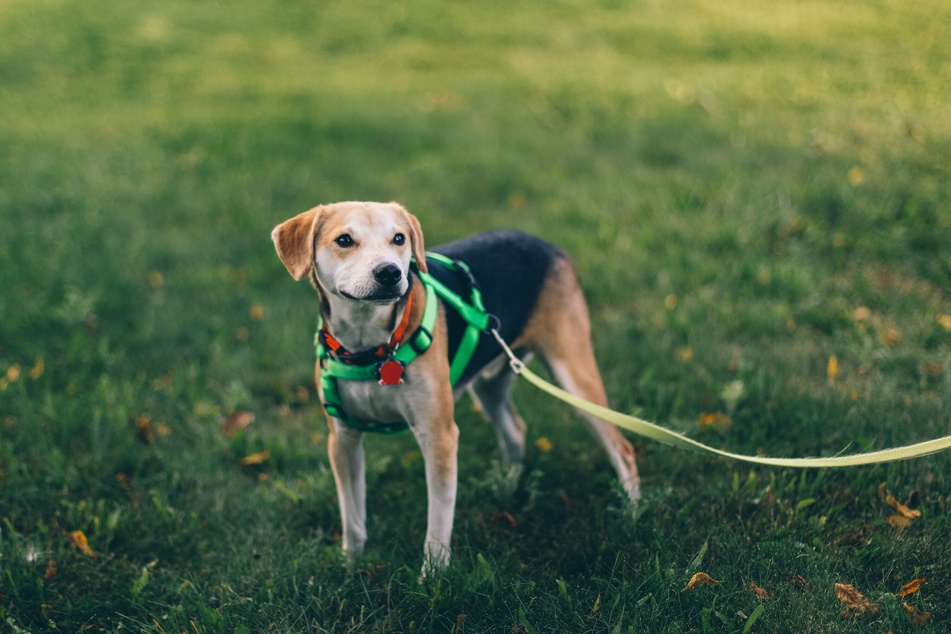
[376,359,405,386]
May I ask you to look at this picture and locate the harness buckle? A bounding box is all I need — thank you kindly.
[409,326,433,354]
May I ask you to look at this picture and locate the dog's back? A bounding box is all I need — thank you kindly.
[428,230,567,386]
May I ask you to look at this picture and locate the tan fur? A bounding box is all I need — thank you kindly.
[272,207,322,281]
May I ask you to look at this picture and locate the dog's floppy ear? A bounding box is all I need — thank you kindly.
[400,206,428,274]
[271,207,322,280]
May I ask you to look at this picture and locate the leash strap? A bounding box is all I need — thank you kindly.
[490,330,951,467]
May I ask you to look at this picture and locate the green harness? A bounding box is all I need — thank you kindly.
[315,252,490,434]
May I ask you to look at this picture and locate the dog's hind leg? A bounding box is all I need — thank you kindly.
[544,352,642,502]
[518,258,642,502]
[468,357,529,467]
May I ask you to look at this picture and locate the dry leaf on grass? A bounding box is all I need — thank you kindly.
[534,437,553,452]
[221,411,255,437]
[887,514,914,528]
[68,530,96,557]
[827,355,840,380]
[885,491,921,519]
[698,412,733,430]
[749,582,770,601]
[135,416,154,443]
[786,574,811,591]
[239,449,270,466]
[834,582,878,617]
[682,572,722,592]
[896,578,926,598]
[902,602,933,626]
[490,511,518,528]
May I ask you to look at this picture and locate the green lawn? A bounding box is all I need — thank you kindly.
[1,0,950,631]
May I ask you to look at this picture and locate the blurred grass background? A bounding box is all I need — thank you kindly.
[1,0,950,631]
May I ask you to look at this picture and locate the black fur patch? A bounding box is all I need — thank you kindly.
[426,230,566,386]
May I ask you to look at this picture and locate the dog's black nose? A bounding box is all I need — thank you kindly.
[373,263,402,287]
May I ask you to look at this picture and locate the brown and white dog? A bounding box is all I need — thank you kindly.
[271,201,640,574]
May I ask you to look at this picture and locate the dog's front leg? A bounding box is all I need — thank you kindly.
[327,420,367,564]
[410,414,459,577]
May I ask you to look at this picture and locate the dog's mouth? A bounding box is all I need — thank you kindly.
[339,288,403,304]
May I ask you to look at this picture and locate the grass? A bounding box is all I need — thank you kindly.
[1,0,950,631]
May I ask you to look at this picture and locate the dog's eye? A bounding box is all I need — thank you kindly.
[334,234,354,248]
[393,233,405,246]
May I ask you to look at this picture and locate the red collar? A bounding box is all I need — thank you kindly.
[320,291,414,364]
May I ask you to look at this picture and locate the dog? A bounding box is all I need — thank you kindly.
[271,201,640,573]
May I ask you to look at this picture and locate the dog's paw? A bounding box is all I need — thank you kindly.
[419,543,451,581]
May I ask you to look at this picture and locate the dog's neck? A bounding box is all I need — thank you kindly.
[319,287,413,354]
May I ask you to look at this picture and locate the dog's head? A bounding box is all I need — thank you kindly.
[271,201,427,304]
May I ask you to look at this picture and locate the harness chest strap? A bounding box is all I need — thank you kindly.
[316,254,490,434]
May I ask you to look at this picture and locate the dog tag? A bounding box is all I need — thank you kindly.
[377,359,405,386]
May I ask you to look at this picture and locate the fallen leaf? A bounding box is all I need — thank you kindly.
[29,359,44,379]
[135,416,154,443]
[887,514,914,528]
[903,602,933,626]
[221,411,255,437]
[896,578,925,598]
[68,530,97,557]
[881,328,902,346]
[834,582,878,615]
[682,572,723,592]
[885,491,921,519]
[922,362,942,376]
[534,437,553,452]
[785,574,810,591]
[490,511,517,528]
[750,582,770,601]
[239,449,270,466]
[827,355,840,380]
[698,412,733,429]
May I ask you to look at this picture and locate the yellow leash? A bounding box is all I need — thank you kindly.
[490,330,951,467]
